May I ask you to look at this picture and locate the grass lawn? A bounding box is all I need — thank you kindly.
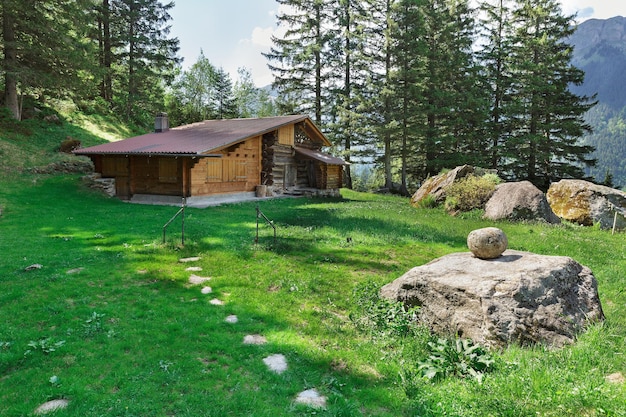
[0,172,625,416]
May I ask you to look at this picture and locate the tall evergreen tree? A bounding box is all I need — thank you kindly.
[419,0,483,179]
[106,0,180,124]
[478,0,516,170]
[360,0,397,190]
[1,0,96,119]
[265,0,333,124]
[504,0,596,189]
[388,0,426,194]
[213,67,237,119]
[325,0,374,189]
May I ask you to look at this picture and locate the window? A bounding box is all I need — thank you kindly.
[158,158,178,183]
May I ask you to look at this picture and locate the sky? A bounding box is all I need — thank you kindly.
[169,0,626,88]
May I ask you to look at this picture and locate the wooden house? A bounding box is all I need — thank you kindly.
[74,115,347,201]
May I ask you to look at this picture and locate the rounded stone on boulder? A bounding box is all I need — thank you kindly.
[467,227,508,259]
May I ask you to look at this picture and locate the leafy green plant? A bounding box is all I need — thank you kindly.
[82,311,106,337]
[350,281,420,337]
[444,173,500,213]
[24,337,66,356]
[418,337,495,382]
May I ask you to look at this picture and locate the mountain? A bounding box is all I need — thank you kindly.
[568,16,626,188]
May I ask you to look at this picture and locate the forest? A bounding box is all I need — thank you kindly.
[0,0,599,193]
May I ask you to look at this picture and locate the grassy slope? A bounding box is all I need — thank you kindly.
[0,112,625,416]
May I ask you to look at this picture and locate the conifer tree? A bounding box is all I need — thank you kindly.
[504,0,596,189]
[107,0,180,124]
[478,0,516,170]
[265,0,333,124]
[213,67,237,119]
[1,0,96,119]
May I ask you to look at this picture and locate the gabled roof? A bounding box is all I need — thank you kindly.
[75,115,331,157]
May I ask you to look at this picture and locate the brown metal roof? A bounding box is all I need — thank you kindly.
[74,115,325,156]
[294,146,349,166]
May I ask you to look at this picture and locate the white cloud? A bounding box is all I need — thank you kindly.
[249,26,275,48]
[559,0,626,20]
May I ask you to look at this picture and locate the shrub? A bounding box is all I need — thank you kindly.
[59,137,81,153]
[417,194,438,209]
[444,173,500,213]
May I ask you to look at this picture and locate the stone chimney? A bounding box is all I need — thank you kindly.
[155,112,169,133]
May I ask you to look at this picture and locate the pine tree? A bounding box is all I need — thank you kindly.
[213,68,237,119]
[1,0,96,119]
[388,0,427,194]
[478,0,516,170]
[324,0,374,189]
[109,0,180,124]
[504,0,596,189]
[419,0,484,179]
[360,0,397,190]
[265,0,333,124]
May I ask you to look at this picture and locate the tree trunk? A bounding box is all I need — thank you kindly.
[99,0,113,103]
[2,5,20,120]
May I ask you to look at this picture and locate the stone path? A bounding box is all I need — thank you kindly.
[180,256,328,409]
[34,255,327,414]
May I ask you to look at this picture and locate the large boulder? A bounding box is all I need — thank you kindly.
[380,250,604,348]
[410,165,475,206]
[484,181,561,224]
[547,179,626,229]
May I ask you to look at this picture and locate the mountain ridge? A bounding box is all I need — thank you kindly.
[569,16,626,187]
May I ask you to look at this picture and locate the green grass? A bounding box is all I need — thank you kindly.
[1,172,625,416]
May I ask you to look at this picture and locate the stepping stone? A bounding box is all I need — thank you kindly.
[34,399,69,415]
[606,372,625,384]
[25,264,43,271]
[295,389,327,408]
[225,315,238,323]
[210,298,225,306]
[185,266,203,272]
[188,274,211,285]
[243,334,267,345]
[66,267,84,274]
[179,257,201,263]
[201,286,212,294]
[263,354,287,374]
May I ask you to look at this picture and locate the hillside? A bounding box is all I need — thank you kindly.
[0,102,140,175]
[569,16,626,187]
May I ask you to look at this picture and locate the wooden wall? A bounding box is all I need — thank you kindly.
[189,135,261,196]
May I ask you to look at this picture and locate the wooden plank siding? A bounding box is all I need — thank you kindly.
[277,125,294,146]
[189,135,261,195]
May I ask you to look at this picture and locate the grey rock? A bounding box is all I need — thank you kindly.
[410,165,475,206]
[467,227,508,259]
[295,389,327,408]
[263,354,288,374]
[484,181,560,224]
[35,399,69,415]
[380,250,604,348]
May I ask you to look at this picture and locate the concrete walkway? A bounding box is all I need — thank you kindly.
[130,192,286,208]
